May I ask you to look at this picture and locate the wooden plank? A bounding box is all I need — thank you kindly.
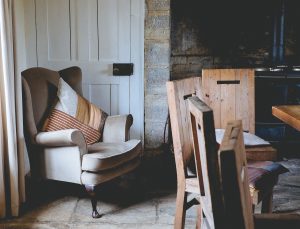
[272,105,300,131]
[167,77,201,169]
[167,81,186,175]
[118,0,131,61]
[46,0,70,60]
[88,0,99,61]
[23,0,37,67]
[220,69,236,129]
[110,84,119,115]
[236,69,246,131]
[188,96,224,229]
[70,0,98,61]
[166,80,186,229]
[247,69,255,133]
[36,0,71,64]
[246,146,277,161]
[118,76,130,115]
[98,0,118,60]
[90,84,110,114]
[234,69,255,133]
[181,79,196,164]
[219,120,255,229]
[202,69,255,133]
[129,0,144,140]
[166,77,202,229]
[202,69,221,128]
[35,0,47,66]
[185,178,200,194]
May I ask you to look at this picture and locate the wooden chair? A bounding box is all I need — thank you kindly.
[202,69,279,210]
[202,69,277,161]
[167,77,286,228]
[218,120,300,229]
[167,77,281,228]
[187,97,290,228]
[188,96,220,228]
[166,77,203,229]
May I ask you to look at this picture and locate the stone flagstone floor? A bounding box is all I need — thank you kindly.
[0,158,299,229]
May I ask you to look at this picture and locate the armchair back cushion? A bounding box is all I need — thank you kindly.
[22,66,83,142]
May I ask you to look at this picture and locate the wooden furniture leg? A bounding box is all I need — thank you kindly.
[85,185,102,218]
[196,204,202,229]
[261,191,273,213]
[174,188,187,229]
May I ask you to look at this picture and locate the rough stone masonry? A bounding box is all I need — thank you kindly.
[144,0,171,156]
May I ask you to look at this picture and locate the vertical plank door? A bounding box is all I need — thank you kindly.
[23,0,144,139]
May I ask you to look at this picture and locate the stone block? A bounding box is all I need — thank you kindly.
[145,94,168,122]
[145,41,170,67]
[145,67,170,94]
[171,64,202,80]
[146,0,170,11]
[187,56,203,64]
[145,13,170,40]
[171,56,187,65]
[171,56,215,80]
[144,121,167,149]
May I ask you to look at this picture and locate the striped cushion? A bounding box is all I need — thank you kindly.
[43,78,107,145]
[247,160,288,190]
[45,109,100,144]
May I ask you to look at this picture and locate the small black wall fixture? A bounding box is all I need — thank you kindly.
[113,63,134,76]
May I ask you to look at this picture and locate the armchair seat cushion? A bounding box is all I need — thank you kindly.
[82,139,142,172]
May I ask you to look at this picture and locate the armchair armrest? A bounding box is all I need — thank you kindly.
[35,129,86,148]
[102,114,133,142]
[254,213,300,229]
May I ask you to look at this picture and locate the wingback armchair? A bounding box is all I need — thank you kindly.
[22,66,142,218]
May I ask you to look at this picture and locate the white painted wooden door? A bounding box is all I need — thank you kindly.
[24,0,144,140]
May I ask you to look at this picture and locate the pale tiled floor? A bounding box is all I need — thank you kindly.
[0,158,299,229]
[0,187,198,228]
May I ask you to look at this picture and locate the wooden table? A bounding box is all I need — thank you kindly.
[272,105,300,131]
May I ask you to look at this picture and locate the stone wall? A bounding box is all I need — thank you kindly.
[144,0,171,155]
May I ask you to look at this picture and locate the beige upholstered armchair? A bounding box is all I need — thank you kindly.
[22,66,142,218]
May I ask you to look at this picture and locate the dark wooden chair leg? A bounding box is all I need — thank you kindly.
[261,191,273,213]
[174,188,187,229]
[85,185,102,218]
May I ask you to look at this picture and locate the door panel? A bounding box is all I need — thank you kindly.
[24,0,143,140]
[90,84,111,113]
[98,0,119,60]
[34,0,130,116]
[70,0,98,61]
[47,0,70,60]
